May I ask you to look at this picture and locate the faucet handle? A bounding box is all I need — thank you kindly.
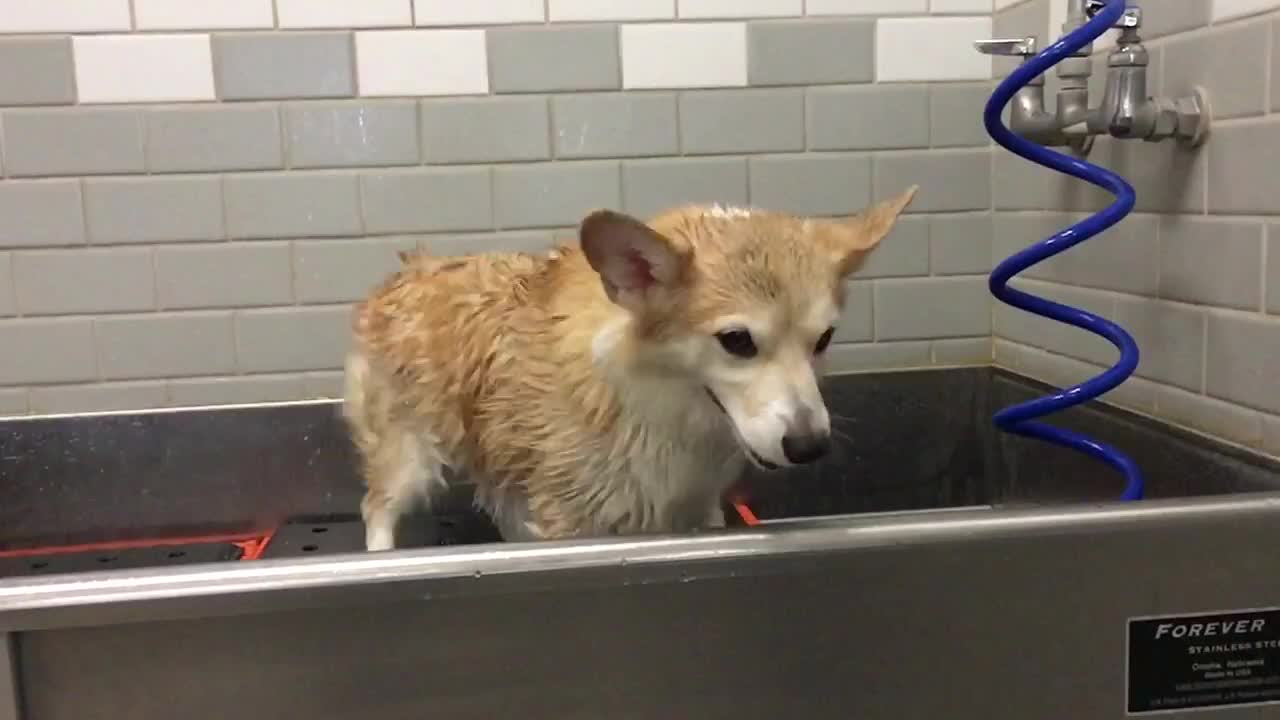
[1085,1,1141,28]
[974,36,1038,57]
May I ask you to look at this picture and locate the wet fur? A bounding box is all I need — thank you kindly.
[344,188,917,549]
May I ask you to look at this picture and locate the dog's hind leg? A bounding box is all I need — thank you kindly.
[359,432,448,551]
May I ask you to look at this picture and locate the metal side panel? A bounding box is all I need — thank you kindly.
[0,634,17,720]
[8,497,1280,719]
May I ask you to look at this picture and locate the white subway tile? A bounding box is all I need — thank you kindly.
[621,23,747,89]
[930,0,992,12]
[0,0,131,33]
[356,30,488,96]
[414,0,544,25]
[550,0,675,21]
[993,0,1023,8]
[74,35,216,103]
[808,0,927,15]
[678,0,801,18]
[876,16,992,82]
[277,0,411,28]
[1212,0,1280,21]
[134,0,274,30]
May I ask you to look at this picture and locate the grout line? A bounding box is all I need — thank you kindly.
[1262,223,1270,314]
[1199,312,1209,394]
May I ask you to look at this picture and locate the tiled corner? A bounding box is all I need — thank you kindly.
[747,19,874,86]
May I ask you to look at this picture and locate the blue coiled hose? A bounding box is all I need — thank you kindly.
[984,0,1144,501]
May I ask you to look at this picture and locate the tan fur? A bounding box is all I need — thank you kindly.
[344,187,917,549]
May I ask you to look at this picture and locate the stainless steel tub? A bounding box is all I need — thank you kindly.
[1,367,1278,719]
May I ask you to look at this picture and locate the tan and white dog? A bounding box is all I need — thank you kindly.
[343,185,918,550]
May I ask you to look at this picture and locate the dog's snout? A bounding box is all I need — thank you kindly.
[781,432,831,465]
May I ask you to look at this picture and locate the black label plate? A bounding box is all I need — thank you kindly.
[1128,607,1280,714]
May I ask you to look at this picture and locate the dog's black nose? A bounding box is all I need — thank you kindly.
[781,433,831,465]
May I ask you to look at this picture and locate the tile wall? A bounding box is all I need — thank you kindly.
[992,0,1280,457]
[0,0,997,415]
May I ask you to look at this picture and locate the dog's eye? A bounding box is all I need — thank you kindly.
[814,327,835,355]
[715,329,757,358]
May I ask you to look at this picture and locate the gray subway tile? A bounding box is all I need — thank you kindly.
[1273,20,1280,114]
[1207,118,1280,215]
[1269,223,1280,314]
[96,312,237,380]
[421,96,550,164]
[285,101,419,168]
[0,37,75,106]
[494,161,620,229]
[1160,217,1263,311]
[1100,136,1206,214]
[361,168,493,234]
[931,213,992,276]
[146,105,284,173]
[156,243,293,310]
[422,231,558,256]
[993,150,1052,211]
[0,318,96,384]
[1263,413,1280,458]
[0,253,11,316]
[930,83,991,148]
[29,382,168,414]
[0,180,84,248]
[1163,22,1267,120]
[994,279,1115,366]
[932,337,991,366]
[1044,213,1160,296]
[875,276,991,341]
[850,215,928,279]
[236,306,349,373]
[1114,296,1204,392]
[84,177,225,245]
[0,388,26,415]
[747,19,873,86]
[488,25,619,93]
[1206,313,1280,414]
[875,149,990,213]
[823,341,932,374]
[1138,0,1210,38]
[1156,385,1264,450]
[214,32,354,100]
[808,85,928,151]
[304,371,344,398]
[622,157,748,219]
[992,0,1048,78]
[2,108,143,177]
[293,237,417,304]
[833,281,872,343]
[553,93,677,159]
[13,248,154,315]
[679,89,803,155]
[225,172,362,239]
[748,154,871,217]
[169,375,308,407]
[992,212,1064,272]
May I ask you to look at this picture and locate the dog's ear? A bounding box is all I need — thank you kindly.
[580,209,691,310]
[826,185,918,276]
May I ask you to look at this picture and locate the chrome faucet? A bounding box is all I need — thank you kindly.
[975,0,1209,155]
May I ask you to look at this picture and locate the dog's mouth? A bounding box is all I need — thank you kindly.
[703,388,779,471]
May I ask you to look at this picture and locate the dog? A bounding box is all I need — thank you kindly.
[343,185,918,550]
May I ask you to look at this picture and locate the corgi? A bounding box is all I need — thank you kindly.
[343,185,918,550]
